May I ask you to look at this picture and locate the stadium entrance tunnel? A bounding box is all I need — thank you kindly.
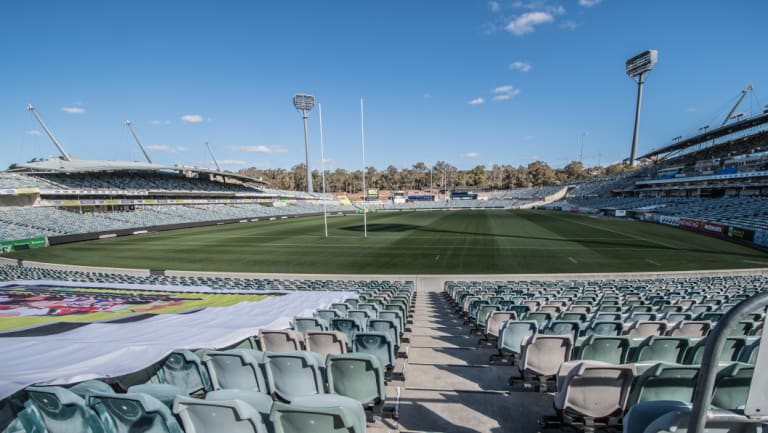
[341,223,422,233]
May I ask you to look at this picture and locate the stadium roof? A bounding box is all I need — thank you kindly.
[7,158,267,185]
[639,111,768,160]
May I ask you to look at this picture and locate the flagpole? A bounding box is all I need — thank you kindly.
[360,98,367,238]
[319,104,328,238]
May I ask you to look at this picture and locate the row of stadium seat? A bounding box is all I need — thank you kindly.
[2,283,416,433]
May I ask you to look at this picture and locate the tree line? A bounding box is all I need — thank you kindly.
[238,160,628,193]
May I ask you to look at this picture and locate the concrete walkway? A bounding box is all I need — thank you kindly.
[374,284,552,433]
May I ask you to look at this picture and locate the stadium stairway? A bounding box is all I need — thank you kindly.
[384,285,551,433]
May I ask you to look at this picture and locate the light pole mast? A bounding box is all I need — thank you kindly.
[125,120,153,163]
[26,104,71,161]
[626,49,658,166]
[293,94,315,193]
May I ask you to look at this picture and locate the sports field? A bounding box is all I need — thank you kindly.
[8,210,768,274]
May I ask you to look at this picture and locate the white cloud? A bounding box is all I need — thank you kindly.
[505,11,554,35]
[468,97,486,105]
[218,160,246,166]
[493,85,521,101]
[230,145,287,154]
[510,61,532,72]
[578,0,602,7]
[151,120,171,126]
[62,106,85,114]
[180,114,204,123]
[560,20,578,30]
[463,152,480,158]
[145,145,188,153]
[489,0,501,12]
[26,130,41,136]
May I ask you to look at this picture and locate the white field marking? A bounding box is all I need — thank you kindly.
[548,212,679,249]
[133,242,692,251]
[742,260,768,265]
[646,259,662,266]
[568,257,578,263]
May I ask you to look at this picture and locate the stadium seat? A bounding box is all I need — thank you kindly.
[315,309,343,323]
[577,335,632,364]
[377,310,404,335]
[125,384,186,409]
[264,351,325,402]
[711,363,754,410]
[270,394,366,433]
[367,318,400,349]
[173,396,268,433]
[626,321,668,338]
[626,363,698,407]
[69,381,115,399]
[305,331,349,360]
[347,309,374,329]
[543,320,581,340]
[88,391,183,433]
[495,320,538,360]
[259,329,305,352]
[155,349,212,396]
[584,321,624,337]
[352,332,396,371]
[204,389,273,431]
[293,317,328,335]
[517,334,573,390]
[480,311,516,345]
[632,336,691,364]
[552,363,635,427]
[24,386,105,433]
[326,353,386,418]
[329,318,363,343]
[203,349,269,393]
[667,320,712,337]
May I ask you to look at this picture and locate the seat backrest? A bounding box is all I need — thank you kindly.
[627,321,668,338]
[519,335,573,377]
[634,336,690,364]
[25,386,105,433]
[377,311,404,335]
[352,332,395,369]
[203,349,268,393]
[270,395,365,433]
[578,336,630,364]
[711,363,754,410]
[685,337,746,365]
[329,318,362,342]
[259,330,304,353]
[157,349,212,395]
[315,309,341,322]
[586,320,624,337]
[264,351,325,402]
[668,320,712,337]
[543,320,581,340]
[89,392,183,433]
[476,305,500,327]
[330,303,350,315]
[69,381,115,399]
[346,310,372,328]
[486,311,516,338]
[173,397,267,433]
[558,363,635,418]
[626,362,698,406]
[368,318,400,348]
[326,353,385,406]
[305,331,348,361]
[293,317,327,335]
[498,320,538,354]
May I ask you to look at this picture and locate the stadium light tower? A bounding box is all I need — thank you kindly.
[293,93,315,193]
[626,49,658,166]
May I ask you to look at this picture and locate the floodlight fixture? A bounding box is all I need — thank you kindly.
[626,49,658,166]
[294,93,315,193]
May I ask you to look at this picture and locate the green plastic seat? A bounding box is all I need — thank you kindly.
[24,386,105,433]
[173,396,267,433]
[711,363,754,410]
[126,384,186,409]
[156,349,212,396]
[367,318,400,348]
[264,351,325,402]
[633,336,691,364]
[89,392,183,433]
[577,335,631,364]
[326,353,386,410]
[203,349,268,393]
[585,321,624,337]
[270,394,366,433]
[626,363,699,407]
[293,317,328,335]
[205,389,273,432]
[347,310,374,329]
[498,320,538,354]
[69,381,115,399]
[352,332,395,370]
[543,320,581,340]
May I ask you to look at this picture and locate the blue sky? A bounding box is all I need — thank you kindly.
[1,1,767,173]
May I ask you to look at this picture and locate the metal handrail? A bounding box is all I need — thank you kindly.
[689,291,768,433]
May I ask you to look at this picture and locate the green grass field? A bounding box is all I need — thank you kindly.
[8,210,768,274]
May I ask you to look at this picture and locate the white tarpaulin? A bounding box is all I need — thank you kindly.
[0,289,353,399]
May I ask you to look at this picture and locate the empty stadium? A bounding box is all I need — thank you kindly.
[4,2,768,433]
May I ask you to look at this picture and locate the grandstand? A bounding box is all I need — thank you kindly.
[2,116,768,433]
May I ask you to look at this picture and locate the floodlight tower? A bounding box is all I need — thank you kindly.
[293,93,315,193]
[124,120,153,163]
[26,104,71,161]
[626,49,658,166]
